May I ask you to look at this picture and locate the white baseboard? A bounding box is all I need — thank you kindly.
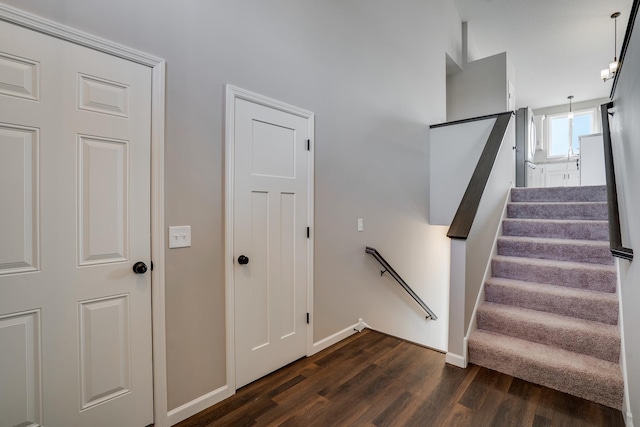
[445,352,466,368]
[311,318,370,355]
[166,384,234,426]
[624,411,633,427]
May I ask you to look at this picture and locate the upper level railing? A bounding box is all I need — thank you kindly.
[600,102,633,261]
[444,112,514,240]
[365,247,437,320]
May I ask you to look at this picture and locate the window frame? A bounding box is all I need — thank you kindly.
[546,108,597,159]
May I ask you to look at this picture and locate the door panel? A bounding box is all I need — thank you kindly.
[78,135,129,265]
[0,20,152,427]
[234,97,310,388]
[78,294,131,410]
[0,310,42,427]
[0,124,38,274]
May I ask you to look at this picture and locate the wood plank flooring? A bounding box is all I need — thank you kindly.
[173,329,625,427]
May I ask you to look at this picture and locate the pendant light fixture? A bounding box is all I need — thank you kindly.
[601,12,621,82]
[567,95,574,119]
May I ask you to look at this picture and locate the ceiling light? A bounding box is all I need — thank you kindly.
[602,12,621,82]
[567,95,574,119]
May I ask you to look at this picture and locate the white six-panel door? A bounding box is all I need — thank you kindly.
[233,96,311,388]
[0,20,153,427]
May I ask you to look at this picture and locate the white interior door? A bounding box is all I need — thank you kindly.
[0,21,153,427]
[233,95,311,388]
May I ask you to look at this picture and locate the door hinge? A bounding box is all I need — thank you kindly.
[307,139,311,151]
[306,313,310,324]
[307,227,310,238]
[150,261,154,271]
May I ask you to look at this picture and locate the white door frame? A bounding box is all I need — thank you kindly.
[0,4,170,427]
[225,85,315,393]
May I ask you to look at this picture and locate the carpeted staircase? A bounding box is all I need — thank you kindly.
[467,185,624,409]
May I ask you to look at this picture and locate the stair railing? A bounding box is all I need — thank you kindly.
[365,246,437,320]
[600,102,634,261]
[445,112,514,239]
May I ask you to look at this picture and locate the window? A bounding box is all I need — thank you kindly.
[548,110,595,157]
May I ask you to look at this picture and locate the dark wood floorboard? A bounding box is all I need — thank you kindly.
[173,329,625,427]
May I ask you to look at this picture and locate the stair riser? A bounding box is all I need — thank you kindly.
[502,220,609,241]
[497,240,614,265]
[492,259,616,293]
[484,283,619,325]
[507,203,608,220]
[511,186,608,203]
[468,340,623,409]
[476,309,620,362]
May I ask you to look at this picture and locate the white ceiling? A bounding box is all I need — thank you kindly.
[452,0,634,110]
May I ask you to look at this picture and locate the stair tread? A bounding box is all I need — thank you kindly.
[501,218,610,241]
[485,277,619,324]
[477,302,621,361]
[503,218,608,224]
[493,254,616,272]
[510,186,607,203]
[498,235,610,247]
[497,235,614,265]
[478,302,618,335]
[507,201,608,220]
[486,277,617,301]
[468,330,622,380]
[508,201,608,206]
[468,330,623,408]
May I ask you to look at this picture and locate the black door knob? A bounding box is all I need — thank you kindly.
[238,255,249,265]
[133,261,148,274]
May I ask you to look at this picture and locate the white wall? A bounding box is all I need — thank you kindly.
[446,0,463,70]
[429,118,495,225]
[1,0,462,415]
[609,12,640,423]
[447,52,509,121]
[447,118,515,360]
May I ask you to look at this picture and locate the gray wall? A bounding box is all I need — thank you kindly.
[446,52,509,121]
[2,0,462,411]
[610,11,640,421]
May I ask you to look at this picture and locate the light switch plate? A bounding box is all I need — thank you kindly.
[169,225,191,248]
[357,218,364,232]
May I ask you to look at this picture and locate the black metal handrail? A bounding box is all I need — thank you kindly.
[365,247,437,320]
[600,102,633,261]
[447,112,514,239]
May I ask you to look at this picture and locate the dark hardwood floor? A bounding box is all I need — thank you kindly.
[174,329,625,427]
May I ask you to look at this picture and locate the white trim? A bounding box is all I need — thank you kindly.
[625,413,634,427]
[150,62,168,427]
[445,352,466,368]
[0,6,169,427]
[0,3,162,67]
[354,318,368,333]
[166,385,233,426]
[311,320,370,355]
[224,84,315,393]
[463,189,512,359]
[616,258,634,427]
[224,84,238,399]
[306,113,315,357]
